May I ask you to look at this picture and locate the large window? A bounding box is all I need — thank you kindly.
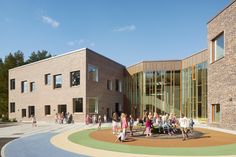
[211,32,224,62]
[54,74,62,88]
[45,105,51,115]
[22,109,26,118]
[21,81,28,93]
[107,80,112,90]
[88,65,98,82]
[10,102,15,113]
[10,79,15,90]
[71,71,80,86]
[73,98,83,112]
[45,74,51,85]
[212,104,220,123]
[30,82,35,92]
[88,98,98,113]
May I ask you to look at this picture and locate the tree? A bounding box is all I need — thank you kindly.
[26,50,51,64]
[0,51,24,117]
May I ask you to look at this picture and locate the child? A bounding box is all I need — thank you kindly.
[129,115,134,136]
[112,112,118,134]
[31,115,37,127]
[145,117,152,137]
[189,118,194,134]
[103,114,107,123]
[98,115,102,130]
[115,131,126,142]
[121,113,128,135]
[179,113,188,141]
[92,115,97,125]
[85,114,91,125]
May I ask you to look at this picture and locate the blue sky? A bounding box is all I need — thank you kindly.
[0,0,230,66]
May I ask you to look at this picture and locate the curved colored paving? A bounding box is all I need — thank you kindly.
[3,133,88,157]
[68,128,236,156]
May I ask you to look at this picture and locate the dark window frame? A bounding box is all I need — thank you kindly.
[45,74,51,85]
[30,82,35,92]
[73,98,83,113]
[45,105,51,115]
[53,74,62,89]
[10,79,15,90]
[70,70,80,87]
[10,102,15,113]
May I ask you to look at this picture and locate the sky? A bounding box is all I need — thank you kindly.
[0,0,231,66]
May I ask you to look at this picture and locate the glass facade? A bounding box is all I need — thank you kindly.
[124,69,181,118]
[182,62,207,119]
[124,61,207,120]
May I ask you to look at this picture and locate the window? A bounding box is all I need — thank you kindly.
[21,81,28,93]
[107,80,112,90]
[115,79,119,91]
[45,74,51,85]
[30,82,35,92]
[211,32,224,63]
[71,71,80,86]
[88,98,98,113]
[212,104,220,123]
[54,74,62,88]
[10,102,15,113]
[28,106,35,117]
[118,80,122,92]
[10,79,15,90]
[73,98,83,112]
[88,64,98,82]
[115,79,122,92]
[22,109,26,118]
[45,105,51,115]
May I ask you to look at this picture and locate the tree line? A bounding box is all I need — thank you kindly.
[0,50,51,118]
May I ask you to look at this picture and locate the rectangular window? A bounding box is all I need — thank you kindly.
[10,102,15,113]
[212,104,220,123]
[107,80,112,90]
[73,98,83,112]
[30,82,35,92]
[22,109,26,118]
[10,79,15,90]
[115,79,119,91]
[54,74,62,88]
[211,32,224,63]
[45,105,51,115]
[71,71,80,86]
[21,81,28,93]
[45,74,51,85]
[28,106,35,118]
[88,97,98,113]
[118,80,122,92]
[88,64,98,82]
[115,79,122,92]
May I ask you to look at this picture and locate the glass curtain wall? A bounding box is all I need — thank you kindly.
[182,61,207,119]
[124,70,180,118]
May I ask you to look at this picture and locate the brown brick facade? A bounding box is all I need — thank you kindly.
[207,1,236,129]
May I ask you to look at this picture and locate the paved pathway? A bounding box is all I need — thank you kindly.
[3,132,88,157]
[1,122,236,157]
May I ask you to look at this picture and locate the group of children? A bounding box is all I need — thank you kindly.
[111,112,195,142]
[85,114,107,129]
[55,112,73,124]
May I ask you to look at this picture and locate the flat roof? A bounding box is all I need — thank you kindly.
[207,0,236,24]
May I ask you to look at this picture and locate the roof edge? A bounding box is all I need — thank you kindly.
[9,48,87,71]
[207,0,236,24]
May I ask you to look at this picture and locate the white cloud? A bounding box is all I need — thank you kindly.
[67,39,95,47]
[41,16,59,28]
[113,25,136,32]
